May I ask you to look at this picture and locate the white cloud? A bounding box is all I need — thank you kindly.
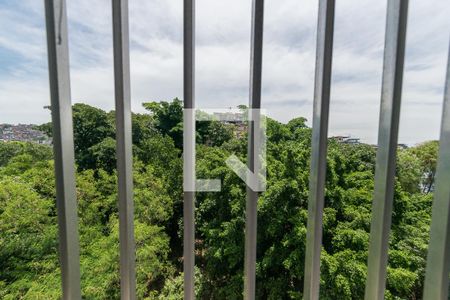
[0,0,448,144]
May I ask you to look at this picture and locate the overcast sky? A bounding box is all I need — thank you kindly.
[0,0,449,144]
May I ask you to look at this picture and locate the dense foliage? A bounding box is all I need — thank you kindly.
[0,100,437,299]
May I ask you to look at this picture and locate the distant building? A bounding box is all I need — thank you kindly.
[343,138,361,145]
[331,136,408,149]
[331,135,350,142]
[331,136,361,145]
[0,124,52,144]
[213,112,245,124]
[210,112,247,139]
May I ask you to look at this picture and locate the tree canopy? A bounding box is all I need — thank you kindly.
[0,99,437,299]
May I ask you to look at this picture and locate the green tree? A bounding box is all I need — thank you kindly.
[143,99,183,148]
[397,149,422,194]
[87,137,117,173]
[0,178,59,299]
[410,141,439,193]
[0,98,439,299]
[0,142,52,167]
[72,103,115,170]
[36,122,53,138]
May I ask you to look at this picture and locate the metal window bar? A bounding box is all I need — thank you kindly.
[303,1,335,299]
[44,0,81,299]
[183,0,196,299]
[364,1,409,299]
[112,0,136,299]
[422,43,450,300]
[244,0,264,299]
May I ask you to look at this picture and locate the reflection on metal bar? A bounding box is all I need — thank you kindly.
[112,0,136,299]
[423,44,450,300]
[183,0,195,298]
[364,1,409,299]
[43,0,81,299]
[303,0,335,299]
[244,0,264,299]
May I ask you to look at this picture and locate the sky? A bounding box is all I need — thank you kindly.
[0,0,449,145]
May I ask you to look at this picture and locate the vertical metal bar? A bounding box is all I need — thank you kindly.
[364,1,408,299]
[244,0,264,299]
[303,1,335,299]
[112,0,136,299]
[183,0,195,298]
[44,1,81,299]
[423,44,450,300]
